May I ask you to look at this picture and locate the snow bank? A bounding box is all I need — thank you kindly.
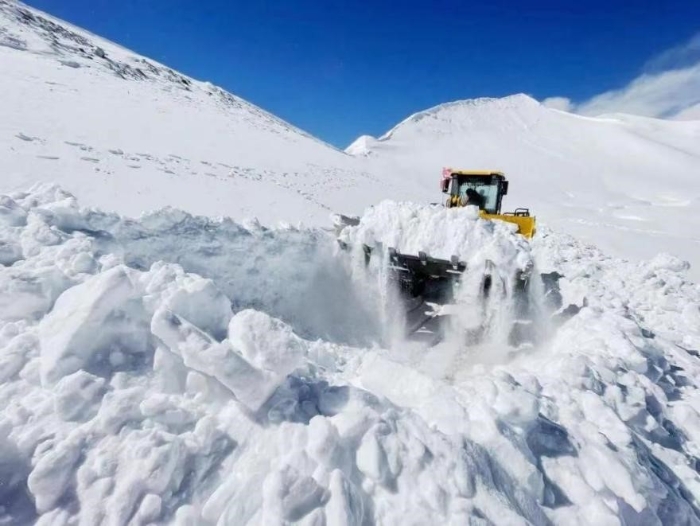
[2,186,700,525]
[338,200,533,272]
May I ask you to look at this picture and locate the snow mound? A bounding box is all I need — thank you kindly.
[2,186,700,525]
[345,134,380,156]
[338,200,533,271]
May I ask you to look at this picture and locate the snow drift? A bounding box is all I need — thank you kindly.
[1,184,700,525]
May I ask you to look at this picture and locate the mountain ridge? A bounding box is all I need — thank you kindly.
[0,0,426,224]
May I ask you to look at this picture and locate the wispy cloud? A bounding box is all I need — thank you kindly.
[542,33,700,120]
[643,33,700,74]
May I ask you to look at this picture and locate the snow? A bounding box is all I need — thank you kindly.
[3,0,699,275]
[1,185,700,525]
[338,200,532,271]
[674,103,700,121]
[2,1,700,525]
[345,135,380,157]
[0,0,424,225]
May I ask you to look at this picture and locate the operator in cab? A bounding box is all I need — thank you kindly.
[461,188,485,209]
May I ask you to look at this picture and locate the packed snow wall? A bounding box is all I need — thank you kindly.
[0,184,394,347]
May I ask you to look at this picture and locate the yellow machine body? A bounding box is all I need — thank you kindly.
[480,211,536,239]
[441,168,536,238]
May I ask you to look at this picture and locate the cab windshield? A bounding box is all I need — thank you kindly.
[452,177,499,213]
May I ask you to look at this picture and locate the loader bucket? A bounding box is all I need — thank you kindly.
[481,211,536,239]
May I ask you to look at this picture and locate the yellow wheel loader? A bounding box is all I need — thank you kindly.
[378,169,537,305]
[335,169,562,345]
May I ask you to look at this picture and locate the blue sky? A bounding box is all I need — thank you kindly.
[26,0,700,147]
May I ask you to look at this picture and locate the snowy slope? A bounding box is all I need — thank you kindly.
[2,185,700,525]
[347,95,700,280]
[0,1,424,225]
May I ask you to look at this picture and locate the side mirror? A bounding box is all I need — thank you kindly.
[441,178,450,193]
[502,181,509,195]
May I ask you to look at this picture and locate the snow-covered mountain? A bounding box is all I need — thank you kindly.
[348,94,700,279]
[0,1,424,225]
[3,2,700,526]
[3,0,698,274]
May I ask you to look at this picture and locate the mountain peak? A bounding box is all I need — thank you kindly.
[345,134,379,156]
[377,94,541,141]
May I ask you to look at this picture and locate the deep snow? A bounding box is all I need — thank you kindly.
[2,2,700,525]
[1,185,700,525]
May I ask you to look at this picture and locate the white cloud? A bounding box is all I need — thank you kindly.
[541,97,574,112]
[542,33,700,121]
[643,33,700,73]
[577,63,700,118]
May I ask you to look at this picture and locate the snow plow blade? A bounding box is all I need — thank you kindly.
[385,247,466,301]
[352,243,556,346]
[385,248,573,345]
[376,246,529,300]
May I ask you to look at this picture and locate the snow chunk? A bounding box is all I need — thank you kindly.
[0,195,27,227]
[644,252,690,274]
[0,240,23,266]
[11,183,75,210]
[95,386,146,434]
[39,266,151,385]
[20,214,66,256]
[53,370,106,422]
[0,332,37,383]
[0,419,29,501]
[262,464,329,522]
[228,309,307,376]
[0,266,73,321]
[136,493,163,523]
[356,422,400,487]
[152,308,282,411]
[143,262,232,339]
[326,469,365,526]
[27,430,84,513]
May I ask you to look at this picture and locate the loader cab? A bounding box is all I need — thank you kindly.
[441,170,508,215]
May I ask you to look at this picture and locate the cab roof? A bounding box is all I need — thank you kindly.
[447,169,505,177]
